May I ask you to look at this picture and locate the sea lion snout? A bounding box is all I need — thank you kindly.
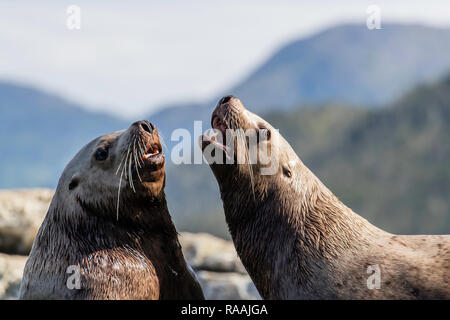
[214,95,244,117]
[120,120,165,185]
[201,95,246,159]
[126,120,162,165]
[210,95,246,136]
[216,94,236,106]
[131,120,155,134]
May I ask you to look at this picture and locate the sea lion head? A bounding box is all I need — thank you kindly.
[200,95,302,201]
[55,120,165,220]
[200,96,331,299]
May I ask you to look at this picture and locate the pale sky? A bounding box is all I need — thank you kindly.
[1,0,450,118]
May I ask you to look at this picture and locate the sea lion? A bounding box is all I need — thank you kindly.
[201,95,450,300]
[20,120,204,300]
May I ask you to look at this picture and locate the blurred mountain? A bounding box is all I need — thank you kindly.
[232,24,450,111]
[0,81,127,188]
[148,23,450,146]
[310,75,450,234]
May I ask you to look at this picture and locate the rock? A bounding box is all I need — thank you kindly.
[0,189,53,254]
[179,232,246,274]
[197,271,261,300]
[0,253,27,299]
[180,233,260,299]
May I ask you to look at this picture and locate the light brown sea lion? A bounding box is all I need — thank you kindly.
[20,120,204,300]
[201,95,450,300]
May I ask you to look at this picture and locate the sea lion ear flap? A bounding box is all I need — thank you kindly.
[69,174,80,191]
[282,160,297,178]
[282,165,292,178]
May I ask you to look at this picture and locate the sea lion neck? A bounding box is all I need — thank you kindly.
[221,168,381,299]
[71,191,177,236]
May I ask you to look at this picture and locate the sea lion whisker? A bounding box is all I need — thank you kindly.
[133,139,143,183]
[116,151,128,176]
[138,139,146,157]
[135,165,142,183]
[128,153,136,193]
[123,152,128,180]
[116,161,126,221]
[134,139,142,169]
[138,142,145,167]
[124,144,132,180]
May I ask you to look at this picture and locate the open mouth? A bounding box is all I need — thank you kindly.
[129,139,163,184]
[117,122,165,188]
[136,129,164,173]
[142,142,162,161]
[202,115,232,155]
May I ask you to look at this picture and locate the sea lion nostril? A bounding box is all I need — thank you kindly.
[140,122,152,134]
[219,95,235,105]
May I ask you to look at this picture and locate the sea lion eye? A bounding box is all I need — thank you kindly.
[259,127,271,141]
[95,148,109,161]
[69,178,79,190]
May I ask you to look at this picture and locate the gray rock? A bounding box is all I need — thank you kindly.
[198,271,261,300]
[0,253,27,299]
[0,189,52,254]
[180,232,246,274]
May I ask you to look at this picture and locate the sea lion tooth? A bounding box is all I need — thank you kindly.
[204,128,213,139]
[210,130,220,141]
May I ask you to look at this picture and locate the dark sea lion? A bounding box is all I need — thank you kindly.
[201,95,450,299]
[20,120,204,300]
